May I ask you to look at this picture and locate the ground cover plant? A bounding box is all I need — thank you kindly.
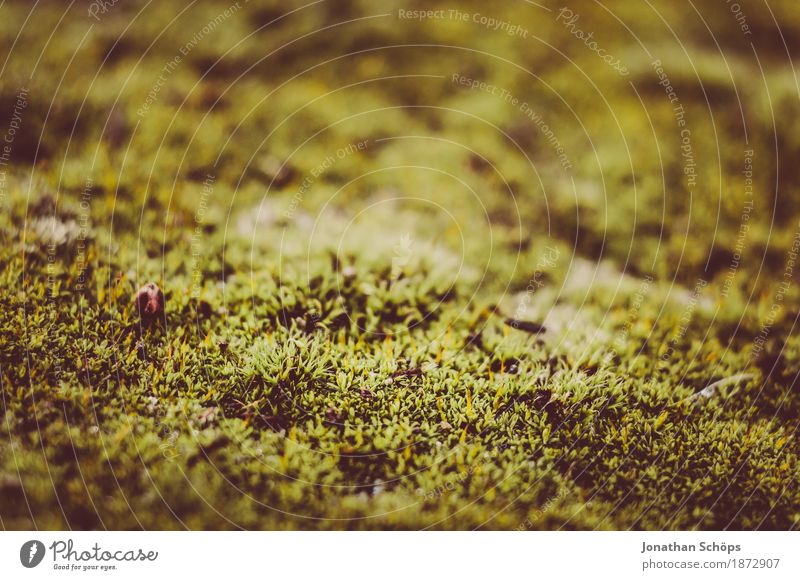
[1,0,799,530]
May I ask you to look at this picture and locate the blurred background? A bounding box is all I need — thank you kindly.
[1,0,798,289]
[2,0,800,530]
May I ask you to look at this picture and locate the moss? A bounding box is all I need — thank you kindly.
[1,0,799,530]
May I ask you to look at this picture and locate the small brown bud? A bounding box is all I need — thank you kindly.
[135,283,165,319]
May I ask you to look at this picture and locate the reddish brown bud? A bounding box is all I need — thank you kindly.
[135,283,164,319]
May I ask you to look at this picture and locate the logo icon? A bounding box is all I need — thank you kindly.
[20,540,45,568]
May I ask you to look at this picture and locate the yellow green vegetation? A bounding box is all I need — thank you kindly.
[1,0,799,529]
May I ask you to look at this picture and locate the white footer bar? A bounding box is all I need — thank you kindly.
[1,531,797,579]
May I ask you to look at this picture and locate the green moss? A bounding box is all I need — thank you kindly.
[1,0,799,530]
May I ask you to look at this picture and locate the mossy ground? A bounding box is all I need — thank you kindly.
[1,0,799,530]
